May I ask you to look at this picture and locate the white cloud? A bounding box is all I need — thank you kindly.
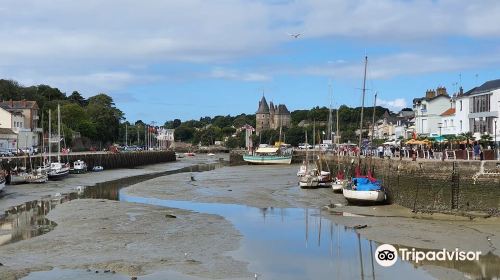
[0,0,499,93]
[210,67,271,82]
[298,50,500,80]
[377,98,407,111]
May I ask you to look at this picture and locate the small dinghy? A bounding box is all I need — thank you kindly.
[92,166,104,172]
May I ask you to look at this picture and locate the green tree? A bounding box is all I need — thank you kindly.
[174,126,195,142]
[86,94,123,144]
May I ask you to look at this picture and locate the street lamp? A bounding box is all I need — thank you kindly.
[438,122,443,137]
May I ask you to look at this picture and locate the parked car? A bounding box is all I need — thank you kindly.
[298,143,312,149]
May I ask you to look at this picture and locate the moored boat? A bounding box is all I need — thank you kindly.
[48,162,70,180]
[92,165,104,172]
[70,160,88,174]
[342,176,386,204]
[243,145,292,165]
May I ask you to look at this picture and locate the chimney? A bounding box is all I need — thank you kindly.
[425,90,436,99]
[436,86,448,96]
[459,86,463,95]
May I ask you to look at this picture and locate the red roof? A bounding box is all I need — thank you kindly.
[440,108,456,116]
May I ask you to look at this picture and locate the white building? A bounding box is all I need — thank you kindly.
[0,100,41,151]
[156,128,174,149]
[454,88,470,135]
[460,79,500,140]
[413,87,452,136]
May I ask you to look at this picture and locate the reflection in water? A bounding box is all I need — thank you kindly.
[0,162,224,246]
[119,194,433,280]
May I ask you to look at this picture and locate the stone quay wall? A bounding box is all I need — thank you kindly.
[230,151,500,215]
[1,151,176,171]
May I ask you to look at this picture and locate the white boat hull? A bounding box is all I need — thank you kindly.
[243,155,292,165]
[0,179,5,192]
[9,174,28,185]
[332,183,343,192]
[299,175,320,188]
[342,188,386,203]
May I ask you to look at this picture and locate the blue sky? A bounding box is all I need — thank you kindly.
[1,0,500,123]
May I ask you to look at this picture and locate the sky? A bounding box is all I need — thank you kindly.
[1,0,500,123]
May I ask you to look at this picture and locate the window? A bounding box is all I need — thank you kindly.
[460,100,462,111]
[460,120,462,132]
[471,94,491,113]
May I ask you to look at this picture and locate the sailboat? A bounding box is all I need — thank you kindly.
[342,57,387,204]
[47,105,70,180]
[299,127,320,188]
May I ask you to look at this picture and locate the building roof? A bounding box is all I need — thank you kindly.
[440,108,456,116]
[0,128,16,135]
[412,94,450,105]
[275,104,290,115]
[463,79,500,96]
[256,96,270,114]
[0,100,39,110]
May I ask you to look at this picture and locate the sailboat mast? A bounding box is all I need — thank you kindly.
[57,104,61,162]
[370,92,377,148]
[336,107,339,144]
[328,81,333,141]
[358,56,368,154]
[48,110,51,164]
[125,123,128,147]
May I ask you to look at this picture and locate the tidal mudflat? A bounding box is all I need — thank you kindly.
[0,156,498,280]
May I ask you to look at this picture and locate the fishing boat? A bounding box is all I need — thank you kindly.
[243,144,292,165]
[48,162,70,180]
[342,56,387,204]
[70,160,88,174]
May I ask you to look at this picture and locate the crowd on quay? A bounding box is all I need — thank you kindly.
[325,141,493,161]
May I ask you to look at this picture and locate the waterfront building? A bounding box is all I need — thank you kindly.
[156,128,174,149]
[255,96,291,135]
[413,87,451,136]
[459,79,500,139]
[0,100,41,151]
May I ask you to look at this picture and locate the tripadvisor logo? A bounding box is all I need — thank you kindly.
[375,244,398,267]
[375,244,481,267]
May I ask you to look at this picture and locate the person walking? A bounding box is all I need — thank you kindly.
[473,141,481,160]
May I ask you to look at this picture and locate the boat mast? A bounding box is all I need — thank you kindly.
[48,110,51,164]
[328,81,333,141]
[125,123,128,147]
[358,56,368,163]
[370,92,377,151]
[57,104,61,162]
[336,106,339,144]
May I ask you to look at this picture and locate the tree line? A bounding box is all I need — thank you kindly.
[162,105,392,148]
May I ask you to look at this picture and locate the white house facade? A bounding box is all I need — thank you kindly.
[413,87,452,136]
[460,79,500,140]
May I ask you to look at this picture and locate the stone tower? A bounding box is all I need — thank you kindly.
[256,95,270,135]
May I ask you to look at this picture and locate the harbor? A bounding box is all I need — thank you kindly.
[0,155,498,280]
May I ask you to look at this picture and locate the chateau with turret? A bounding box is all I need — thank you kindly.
[255,95,291,135]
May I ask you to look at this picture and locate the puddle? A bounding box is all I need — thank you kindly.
[119,193,434,280]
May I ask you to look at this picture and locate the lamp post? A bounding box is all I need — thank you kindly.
[495,118,498,159]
